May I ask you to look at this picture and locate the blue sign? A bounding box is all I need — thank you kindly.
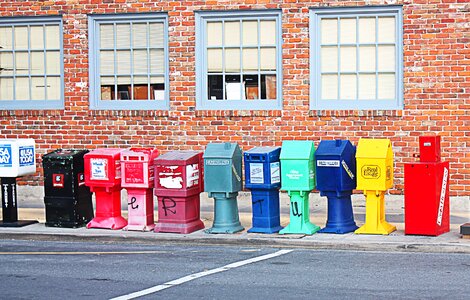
[0,144,12,167]
[19,146,35,167]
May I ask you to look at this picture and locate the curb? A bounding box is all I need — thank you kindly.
[1,225,469,254]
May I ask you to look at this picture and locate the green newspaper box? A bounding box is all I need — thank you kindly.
[280,140,316,192]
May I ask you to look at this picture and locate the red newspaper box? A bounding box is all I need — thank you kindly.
[84,148,127,230]
[121,148,159,231]
[419,136,441,162]
[405,136,450,236]
[154,151,204,233]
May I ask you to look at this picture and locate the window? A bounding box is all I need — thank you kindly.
[0,17,63,109]
[196,10,282,110]
[88,14,169,110]
[310,6,403,110]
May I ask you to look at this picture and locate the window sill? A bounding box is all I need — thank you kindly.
[309,110,403,118]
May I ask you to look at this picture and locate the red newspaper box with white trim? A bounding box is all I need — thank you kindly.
[84,148,127,230]
[405,136,450,236]
[154,151,204,234]
[121,148,159,231]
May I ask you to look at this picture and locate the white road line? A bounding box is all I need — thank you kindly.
[109,249,293,300]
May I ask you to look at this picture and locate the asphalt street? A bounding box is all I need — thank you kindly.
[1,240,470,299]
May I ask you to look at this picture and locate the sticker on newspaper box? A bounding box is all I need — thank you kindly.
[186,163,200,188]
[90,158,108,180]
[250,163,264,184]
[270,162,280,184]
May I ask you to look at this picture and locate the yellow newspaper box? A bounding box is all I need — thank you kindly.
[356,139,393,191]
[355,138,396,235]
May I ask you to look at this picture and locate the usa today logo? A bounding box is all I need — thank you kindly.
[0,145,13,167]
[19,146,35,166]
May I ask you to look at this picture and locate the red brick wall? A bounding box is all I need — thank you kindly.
[0,1,469,196]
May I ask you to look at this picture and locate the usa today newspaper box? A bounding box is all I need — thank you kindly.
[244,146,283,233]
[0,139,38,227]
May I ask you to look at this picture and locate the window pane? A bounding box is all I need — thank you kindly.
[150,75,164,84]
[378,74,395,99]
[133,49,148,73]
[260,20,276,45]
[100,82,116,100]
[0,27,13,50]
[321,19,337,44]
[116,50,131,74]
[340,74,356,100]
[260,48,276,71]
[358,17,375,44]
[243,48,258,71]
[377,45,395,71]
[225,48,240,72]
[378,17,395,43]
[134,76,148,84]
[46,77,60,100]
[207,48,222,72]
[149,23,164,48]
[321,74,338,99]
[46,51,60,74]
[150,49,164,74]
[45,25,60,49]
[224,21,240,46]
[100,50,114,74]
[263,75,276,100]
[151,79,165,100]
[132,23,147,48]
[116,23,131,48]
[100,24,114,48]
[14,26,28,50]
[358,74,376,99]
[208,74,223,100]
[0,52,14,74]
[15,77,30,100]
[340,46,356,72]
[31,52,45,75]
[132,80,150,100]
[15,52,29,75]
[30,26,44,49]
[0,78,14,100]
[207,22,222,46]
[321,46,338,72]
[242,21,258,45]
[31,77,45,100]
[101,76,115,85]
[340,18,356,44]
[359,46,375,72]
[226,79,245,100]
[243,75,257,100]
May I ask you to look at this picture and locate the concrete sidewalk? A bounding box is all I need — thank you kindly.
[1,187,470,253]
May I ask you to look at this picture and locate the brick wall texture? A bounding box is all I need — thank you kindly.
[0,0,469,196]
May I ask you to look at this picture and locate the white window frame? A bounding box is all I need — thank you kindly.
[195,10,283,110]
[88,13,169,110]
[310,6,403,110]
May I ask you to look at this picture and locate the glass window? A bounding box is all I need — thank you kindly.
[0,17,63,109]
[88,14,169,110]
[196,11,282,110]
[310,7,403,110]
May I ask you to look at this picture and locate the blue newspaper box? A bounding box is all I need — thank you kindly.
[244,147,282,233]
[316,140,356,193]
[315,140,358,234]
